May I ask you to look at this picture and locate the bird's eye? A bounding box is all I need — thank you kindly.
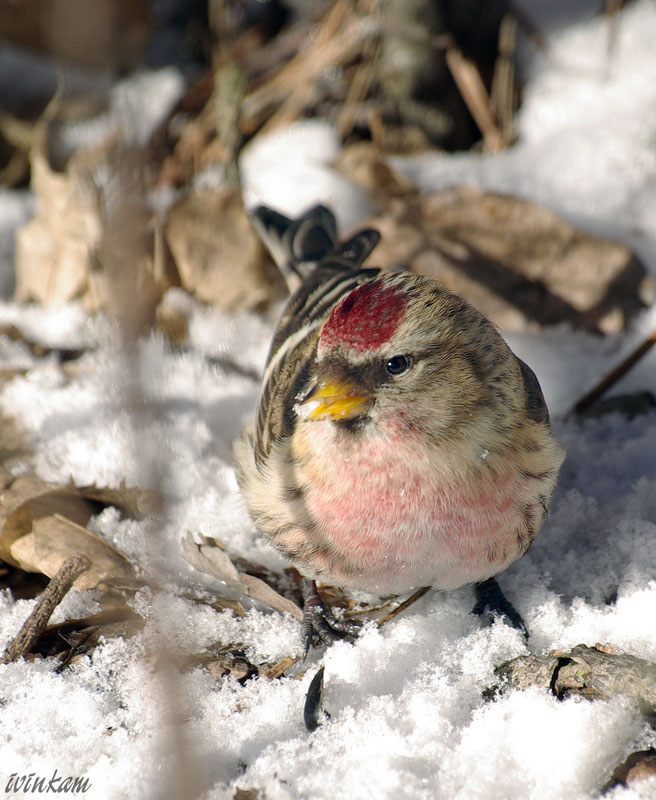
[386,355,410,375]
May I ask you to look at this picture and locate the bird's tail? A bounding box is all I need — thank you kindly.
[251,204,380,292]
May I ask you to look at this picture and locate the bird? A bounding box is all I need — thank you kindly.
[234,204,566,652]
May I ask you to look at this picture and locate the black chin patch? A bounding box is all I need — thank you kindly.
[335,415,369,435]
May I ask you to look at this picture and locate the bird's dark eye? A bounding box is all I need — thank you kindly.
[386,355,410,375]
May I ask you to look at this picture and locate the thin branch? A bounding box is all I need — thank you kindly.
[377,586,431,627]
[572,328,656,415]
[445,44,504,152]
[2,553,91,664]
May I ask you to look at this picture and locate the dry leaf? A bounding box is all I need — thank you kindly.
[76,482,161,520]
[418,187,651,333]
[15,149,102,306]
[165,186,285,311]
[10,515,135,590]
[15,142,178,329]
[0,475,154,587]
[337,147,652,334]
[182,533,302,622]
[0,476,98,563]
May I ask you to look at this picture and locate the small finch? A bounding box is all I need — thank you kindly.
[235,205,565,650]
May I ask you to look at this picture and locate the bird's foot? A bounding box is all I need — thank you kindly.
[472,577,529,640]
[301,579,359,656]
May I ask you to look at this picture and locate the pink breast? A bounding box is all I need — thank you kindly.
[307,453,521,567]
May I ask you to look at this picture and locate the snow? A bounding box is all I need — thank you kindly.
[390,0,656,269]
[1,3,656,799]
[240,119,373,230]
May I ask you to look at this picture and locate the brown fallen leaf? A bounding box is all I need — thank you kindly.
[165,186,285,311]
[0,474,155,587]
[15,149,103,306]
[335,145,653,334]
[0,475,100,562]
[10,514,135,590]
[15,140,179,333]
[181,533,303,622]
[76,482,161,520]
[417,187,651,333]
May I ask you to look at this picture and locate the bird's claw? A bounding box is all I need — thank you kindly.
[472,577,529,640]
[301,579,359,656]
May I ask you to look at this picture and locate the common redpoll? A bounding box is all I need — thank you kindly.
[235,205,565,650]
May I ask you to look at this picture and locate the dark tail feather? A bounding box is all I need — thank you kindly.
[251,204,380,291]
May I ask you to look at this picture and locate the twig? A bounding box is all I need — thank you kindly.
[445,44,504,152]
[102,151,201,800]
[605,0,624,64]
[490,13,518,146]
[1,553,91,664]
[263,655,300,680]
[242,1,366,133]
[508,1,549,53]
[337,1,380,140]
[572,328,656,415]
[377,586,430,627]
[214,62,246,185]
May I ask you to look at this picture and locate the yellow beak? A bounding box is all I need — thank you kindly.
[299,379,370,421]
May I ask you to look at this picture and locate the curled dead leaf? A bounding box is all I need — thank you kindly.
[165,186,285,311]
[10,514,135,590]
[182,533,302,622]
[0,475,155,588]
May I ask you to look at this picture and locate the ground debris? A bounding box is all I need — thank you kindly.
[164,185,285,312]
[0,474,156,589]
[183,644,259,684]
[602,749,656,792]
[2,553,91,664]
[334,150,651,334]
[491,644,656,716]
[182,533,303,622]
